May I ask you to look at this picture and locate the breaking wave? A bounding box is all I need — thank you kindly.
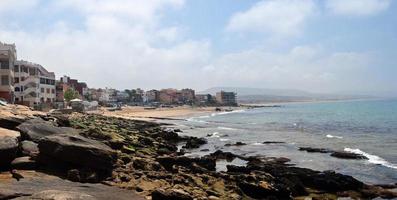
[326,134,343,139]
[344,148,397,169]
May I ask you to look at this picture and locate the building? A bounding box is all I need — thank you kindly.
[14,60,56,106]
[179,88,195,104]
[216,91,237,106]
[0,42,17,103]
[60,75,88,97]
[195,94,215,105]
[159,88,179,104]
[145,89,159,103]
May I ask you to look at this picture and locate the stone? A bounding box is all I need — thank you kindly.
[182,137,207,149]
[67,169,81,182]
[0,127,20,167]
[21,141,39,157]
[38,134,117,171]
[330,151,367,160]
[152,189,193,200]
[13,190,97,200]
[299,147,331,153]
[11,156,36,170]
[17,118,79,142]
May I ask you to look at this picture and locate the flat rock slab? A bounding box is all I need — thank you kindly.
[0,171,144,200]
[17,118,79,142]
[38,134,117,170]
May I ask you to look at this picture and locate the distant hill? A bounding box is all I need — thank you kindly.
[199,87,374,103]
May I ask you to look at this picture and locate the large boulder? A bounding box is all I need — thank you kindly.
[17,118,79,142]
[11,156,36,170]
[38,134,117,171]
[0,127,21,167]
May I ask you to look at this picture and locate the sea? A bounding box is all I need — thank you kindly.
[171,99,397,185]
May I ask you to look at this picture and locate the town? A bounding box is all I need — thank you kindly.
[0,42,237,110]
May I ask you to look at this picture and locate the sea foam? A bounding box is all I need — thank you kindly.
[344,148,397,169]
[326,134,343,139]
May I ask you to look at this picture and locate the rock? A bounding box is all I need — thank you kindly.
[21,141,39,157]
[0,189,29,199]
[330,151,367,160]
[207,150,238,161]
[182,137,207,149]
[157,156,216,171]
[67,169,81,182]
[11,157,36,170]
[152,189,193,200]
[224,142,246,147]
[38,134,117,171]
[299,147,331,153]
[0,127,20,167]
[13,190,96,200]
[17,118,79,142]
[0,116,25,130]
[238,181,292,199]
[262,141,286,144]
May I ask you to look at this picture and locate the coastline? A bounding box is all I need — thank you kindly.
[1,104,396,199]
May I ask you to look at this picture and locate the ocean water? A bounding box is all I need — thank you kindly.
[174,99,397,184]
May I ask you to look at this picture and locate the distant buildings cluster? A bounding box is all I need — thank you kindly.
[0,42,237,108]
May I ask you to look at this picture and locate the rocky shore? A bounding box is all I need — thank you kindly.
[1,105,396,199]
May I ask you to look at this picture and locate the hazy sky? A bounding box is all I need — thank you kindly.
[0,0,396,96]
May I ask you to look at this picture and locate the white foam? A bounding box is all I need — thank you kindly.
[211,109,246,117]
[252,142,264,146]
[220,138,230,142]
[186,117,208,123]
[217,126,237,131]
[326,134,343,139]
[344,148,397,169]
[210,132,220,138]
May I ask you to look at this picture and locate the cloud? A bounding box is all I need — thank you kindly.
[199,46,374,93]
[0,0,212,90]
[226,0,315,37]
[326,0,391,16]
[0,0,39,12]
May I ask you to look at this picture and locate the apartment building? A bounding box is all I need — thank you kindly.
[216,91,237,106]
[145,89,160,103]
[179,88,195,104]
[14,60,56,106]
[0,42,17,103]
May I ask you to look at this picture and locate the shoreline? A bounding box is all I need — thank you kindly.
[1,104,396,199]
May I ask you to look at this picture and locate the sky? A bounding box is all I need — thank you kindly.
[0,0,396,96]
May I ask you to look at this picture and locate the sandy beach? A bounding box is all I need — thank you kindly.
[100,106,218,121]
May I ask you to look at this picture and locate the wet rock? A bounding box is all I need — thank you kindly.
[299,147,331,153]
[0,127,20,167]
[330,151,367,160]
[11,157,36,170]
[157,156,216,171]
[152,189,193,200]
[262,141,286,144]
[21,141,39,157]
[224,142,246,147]
[238,181,292,200]
[207,150,238,161]
[182,137,207,149]
[17,118,79,142]
[38,134,117,171]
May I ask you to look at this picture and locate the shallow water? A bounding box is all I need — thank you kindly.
[174,99,397,184]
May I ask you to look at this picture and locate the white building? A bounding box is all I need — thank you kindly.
[14,60,56,106]
[0,42,17,103]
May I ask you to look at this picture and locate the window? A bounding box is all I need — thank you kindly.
[46,88,50,93]
[0,61,9,69]
[21,77,25,81]
[51,89,55,94]
[15,87,20,92]
[41,88,44,93]
[40,78,45,84]
[14,65,19,72]
[47,98,51,102]
[21,66,28,73]
[1,75,9,85]
[29,68,36,76]
[14,77,19,83]
[15,98,19,102]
